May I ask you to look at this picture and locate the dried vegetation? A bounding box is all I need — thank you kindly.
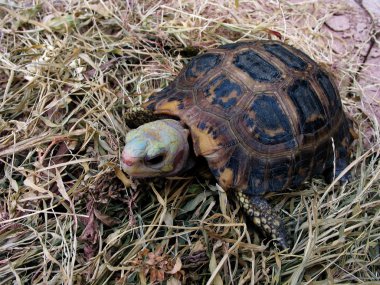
[0,0,379,284]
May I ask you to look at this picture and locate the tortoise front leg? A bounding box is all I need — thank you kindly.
[125,106,159,128]
[236,192,288,249]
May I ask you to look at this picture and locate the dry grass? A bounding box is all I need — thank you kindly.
[0,0,379,284]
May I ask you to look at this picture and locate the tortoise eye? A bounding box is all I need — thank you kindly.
[145,154,165,165]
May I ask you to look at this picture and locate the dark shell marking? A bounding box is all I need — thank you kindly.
[316,70,342,110]
[145,40,354,195]
[204,75,243,109]
[245,94,294,145]
[185,53,222,81]
[263,43,308,71]
[287,79,327,133]
[233,50,282,82]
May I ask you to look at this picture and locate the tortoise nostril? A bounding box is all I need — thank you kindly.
[122,151,136,166]
[122,158,134,166]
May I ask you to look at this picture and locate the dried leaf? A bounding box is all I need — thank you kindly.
[42,14,76,32]
[164,211,173,226]
[167,257,182,274]
[209,250,223,285]
[23,176,53,197]
[79,204,98,244]
[180,191,212,214]
[87,4,110,18]
[94,208,119,227]
[216,184,228,216]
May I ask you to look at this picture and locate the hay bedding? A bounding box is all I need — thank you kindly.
[0,0,379,284]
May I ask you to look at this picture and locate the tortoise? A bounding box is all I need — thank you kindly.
[121,40,355,248]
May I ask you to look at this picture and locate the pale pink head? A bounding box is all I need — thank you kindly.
[121,119,191,177]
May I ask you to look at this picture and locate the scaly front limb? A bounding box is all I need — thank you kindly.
[236,191,288,248]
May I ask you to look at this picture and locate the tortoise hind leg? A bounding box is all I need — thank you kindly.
[236,192,288,248]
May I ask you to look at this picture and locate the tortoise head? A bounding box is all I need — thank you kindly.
[121,119,191,177]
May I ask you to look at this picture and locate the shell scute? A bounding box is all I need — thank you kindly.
[233,50,282,83]
[221,145,249,188]
[204,74,242,109]
[267,157,292,191]
[290,149,314,187]
[316,70,342,110]
[183,53,222,87]
[263,43,308,71]
[287,79,327,134]
[184,112,237,157]
[245,94,294,145]
[146,88,194,116]
[247,158,267,195]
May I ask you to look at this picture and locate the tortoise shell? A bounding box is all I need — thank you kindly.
[145,40,354,195]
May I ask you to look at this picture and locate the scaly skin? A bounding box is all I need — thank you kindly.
[236,191,287,248]
[125,106,159,128]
